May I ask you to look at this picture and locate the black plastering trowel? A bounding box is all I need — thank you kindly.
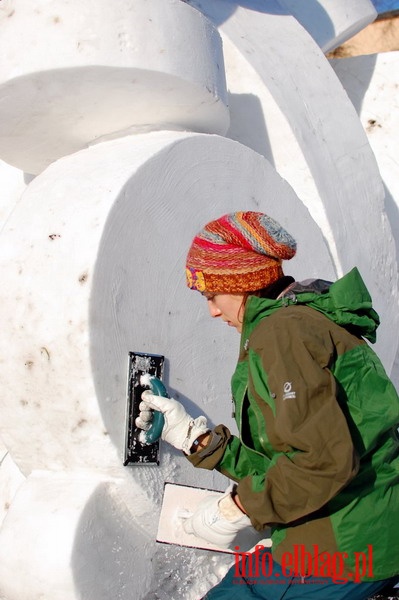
[123,351,167,466]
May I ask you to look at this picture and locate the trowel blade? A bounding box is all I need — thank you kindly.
[123,351,165,466]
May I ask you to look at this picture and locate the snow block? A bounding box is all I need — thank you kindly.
[0,471,155,600]
[0,131,332,475]
[0,0,229,174]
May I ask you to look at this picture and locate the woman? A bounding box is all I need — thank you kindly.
[138,211,399,599]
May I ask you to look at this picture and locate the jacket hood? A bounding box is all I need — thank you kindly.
[244,267,380,343]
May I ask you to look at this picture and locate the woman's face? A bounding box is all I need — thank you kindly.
[204,293,245,333]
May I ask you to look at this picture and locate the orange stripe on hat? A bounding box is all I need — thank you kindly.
[186,211,296,294]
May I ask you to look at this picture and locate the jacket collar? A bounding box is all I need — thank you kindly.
[240,268,380,347]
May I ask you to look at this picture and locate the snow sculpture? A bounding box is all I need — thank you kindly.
[0,0,229,175]
[0,1,397,599]
[0,131,333,476]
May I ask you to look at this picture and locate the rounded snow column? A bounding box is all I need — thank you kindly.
[277,0,377,53]
[0,471,155,600]
[0,131,333,475]
[0,0,229,175]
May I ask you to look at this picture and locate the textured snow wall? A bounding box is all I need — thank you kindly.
[0,1,398,599]
[0,471,157,600]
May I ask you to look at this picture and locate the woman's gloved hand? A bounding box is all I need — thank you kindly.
[136,391,209,454]
[181,489,252,549]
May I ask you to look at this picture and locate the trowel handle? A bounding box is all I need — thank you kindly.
[143,376,167,444]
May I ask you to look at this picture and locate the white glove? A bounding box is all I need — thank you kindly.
[181,489,251,549]
[136,392,209,454]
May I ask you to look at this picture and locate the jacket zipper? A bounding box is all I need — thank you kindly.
[237,384,267,459]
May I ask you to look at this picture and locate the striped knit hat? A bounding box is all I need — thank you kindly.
[186,212,296,294]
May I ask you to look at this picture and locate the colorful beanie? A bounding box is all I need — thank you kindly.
[186,211,296,294]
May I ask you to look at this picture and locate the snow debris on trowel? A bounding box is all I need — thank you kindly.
[123,351,165,466]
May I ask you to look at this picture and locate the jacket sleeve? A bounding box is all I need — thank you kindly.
[186,424,271,481]
[237,308,360,530]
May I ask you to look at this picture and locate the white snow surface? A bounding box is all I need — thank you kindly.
[0,1,398,600]
[330,51,399,390]
[0,0,229,174]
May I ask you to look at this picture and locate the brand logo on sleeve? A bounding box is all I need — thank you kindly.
[283,382,296,400]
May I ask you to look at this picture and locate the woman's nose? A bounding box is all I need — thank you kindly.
[207,301,221,318]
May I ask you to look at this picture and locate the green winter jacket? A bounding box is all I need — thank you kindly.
[188,268,399,581]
